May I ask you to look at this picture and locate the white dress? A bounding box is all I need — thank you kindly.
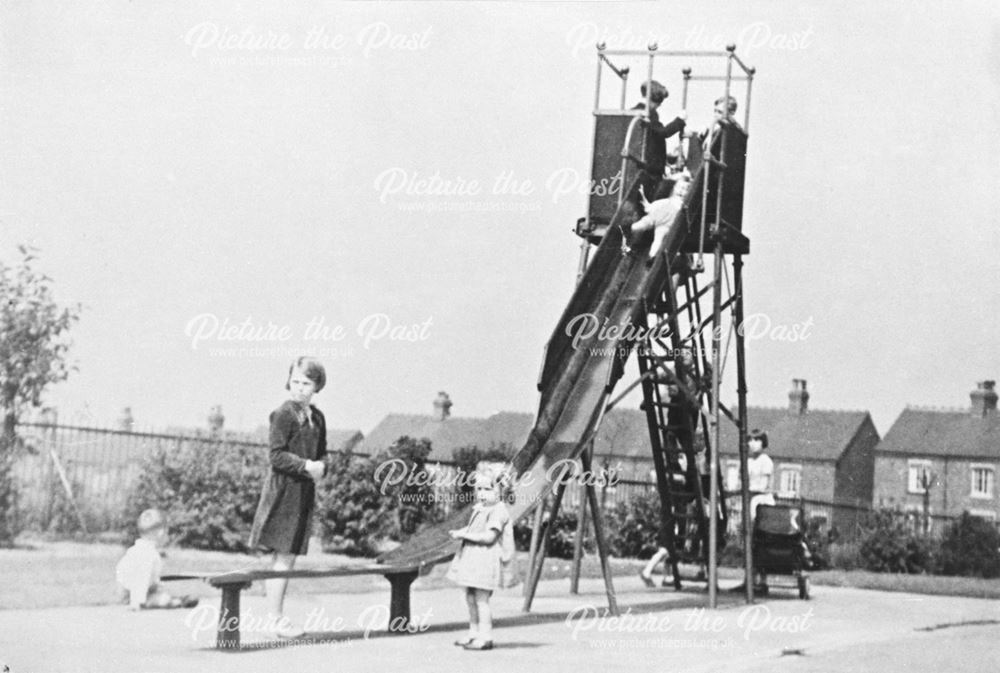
[446,502,511,591]
[115,538,162,607]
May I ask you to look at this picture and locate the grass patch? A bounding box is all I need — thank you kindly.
[810,569,1000,599]
[4,535,998,610]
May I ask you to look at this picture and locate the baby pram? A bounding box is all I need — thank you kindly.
[752,504,811,599]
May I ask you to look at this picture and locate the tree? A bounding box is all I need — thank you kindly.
[0,245,81,545]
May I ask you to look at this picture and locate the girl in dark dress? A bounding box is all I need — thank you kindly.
[248,357,328,638]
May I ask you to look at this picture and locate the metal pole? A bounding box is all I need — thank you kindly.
[581,446,618,615]
[570,460,589,594]
[594,43,605,112]
[679,67,692,169]
[524,499,545,598]
[620,66,630,110]
[744,67,755,135]
[645,43,656,115]
[708,242,723,609]
[576,237,591,286]
[733,254,754,603]
[723,45,735,129]
[570,239,593,593]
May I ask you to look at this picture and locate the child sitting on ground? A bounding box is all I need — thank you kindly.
[115,508,198,610]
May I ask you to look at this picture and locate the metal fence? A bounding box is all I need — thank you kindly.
[12,421,970,540]
[10,422,663,534]
[11,422,269,533]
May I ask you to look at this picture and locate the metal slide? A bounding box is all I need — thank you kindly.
[377,153,720,569]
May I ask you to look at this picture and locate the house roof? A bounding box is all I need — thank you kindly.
[717,407,874,463]
[360,406,872,464]
[327,429,365,453]
[360,413,532,461]
[876,407,1000,459]
[593,409,654,459]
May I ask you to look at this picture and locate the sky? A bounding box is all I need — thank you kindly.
[1,1,999,438]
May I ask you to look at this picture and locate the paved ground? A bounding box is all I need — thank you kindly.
[1,569,998,673]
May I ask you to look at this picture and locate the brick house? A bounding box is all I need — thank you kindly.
[359,392,655,481]
[717,379,880,535]
[360,384,878,530]
[873,381,999,532]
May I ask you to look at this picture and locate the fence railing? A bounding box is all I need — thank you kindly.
[11,422,274,532]
[9,421,982,539]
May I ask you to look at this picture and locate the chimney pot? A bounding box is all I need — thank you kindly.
[970,380,998,417]
[433,391,453,421]
[208,405,225,434]
[118,407,134,432]
[788,379,809,415]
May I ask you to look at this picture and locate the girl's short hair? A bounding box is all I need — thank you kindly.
[286,356,326,393]
[641,80,669,104]
[474,464,514,503]
[714,95,738,113]
[748,428,768,449]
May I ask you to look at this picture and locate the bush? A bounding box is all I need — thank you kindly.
[126,438,265,551]
[512,509,590,560]
[857,509,936,574]
[803,517,831,570]
[718,533,746,568]
[316,450,393,556]
[373,437,440,539]
[828,541,861,570]
[605,490,662,559]
[318,436,443,555]
[937,512,1000,578]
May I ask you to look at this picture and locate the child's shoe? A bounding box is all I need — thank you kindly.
[463,639,494,651]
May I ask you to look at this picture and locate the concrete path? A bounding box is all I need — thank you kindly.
[1,575,998,673]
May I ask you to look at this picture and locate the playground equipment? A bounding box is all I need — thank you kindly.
[172,44,759,647]
[381,42,757,611]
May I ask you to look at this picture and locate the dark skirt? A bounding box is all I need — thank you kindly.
[248,472,316,555]
[248,401,325,555]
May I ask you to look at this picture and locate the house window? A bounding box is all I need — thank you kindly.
[907,460,933,494]
[967,509,997,522]
[778,465,802,498]
[970,465,995,499]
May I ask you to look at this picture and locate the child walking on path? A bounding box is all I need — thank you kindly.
[248,356,330,638]
[447,468,514,651]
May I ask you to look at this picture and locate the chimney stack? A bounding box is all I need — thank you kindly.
[789,379,809,415]
[208,405,225,434]
[970,380,997,417]
[118,407,134,432]
[432,391,453,421]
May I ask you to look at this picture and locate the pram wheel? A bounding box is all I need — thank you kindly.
[797,575,810,600]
